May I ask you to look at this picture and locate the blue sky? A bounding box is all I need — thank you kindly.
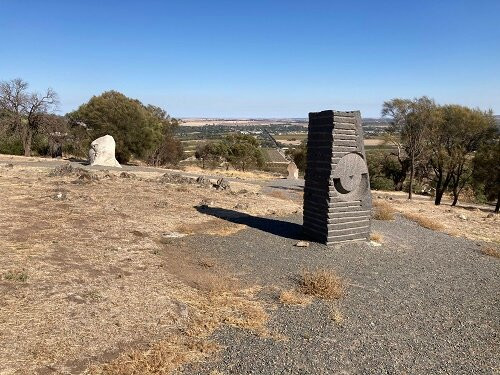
[1,0,499,118]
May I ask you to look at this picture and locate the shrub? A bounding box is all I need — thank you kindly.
[0,136,24,155]
[372,200,396,220]
[300,269,343,300]
[370,177,394,191]
[370,232,383,243]
[148,136,184,166]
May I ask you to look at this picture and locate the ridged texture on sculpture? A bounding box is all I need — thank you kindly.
[303,110,371,245]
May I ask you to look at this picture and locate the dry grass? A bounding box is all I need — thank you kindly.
[480,246,500,259]
[3,269,28,282]
[300,269,344,300]
[372,191,499,243]
[370,232,383,243]
[0,161,298,373]
[279,289,312,306]
[402,212,444,231]
[372,200,396,220]
[88,336,219,375]
[329,305,344,324]
[176,219,245,237]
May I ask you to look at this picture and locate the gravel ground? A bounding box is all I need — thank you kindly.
[178,214,499,374]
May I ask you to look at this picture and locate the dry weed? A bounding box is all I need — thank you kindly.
[372,200,396,220]
[403,212,444,231]
[370,232,383,243]
[279,289,312,306]
[88,336,219,375]
[300,269,344,300]
[480,246,500,259]
[329,305,344,324]
[198,259,216,268]
[3,269,28,282]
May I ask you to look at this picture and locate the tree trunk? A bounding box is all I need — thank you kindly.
[435,188,445,205]
[22,129,33,157]
[434,172,443,205]
[408,154,414,200]
[495,192,500,213]
[23,139,32,157]
[434,173,452,206]
[451,178,459,206]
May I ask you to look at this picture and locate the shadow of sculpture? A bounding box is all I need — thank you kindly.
[195,206,303,240]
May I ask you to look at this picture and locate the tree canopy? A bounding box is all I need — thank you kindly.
[68,91,177,163]
[195,133,264,171]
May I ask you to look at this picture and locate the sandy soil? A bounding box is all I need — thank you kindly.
[0,163,300,374]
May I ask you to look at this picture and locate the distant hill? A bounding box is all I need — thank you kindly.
[494,115,500,128]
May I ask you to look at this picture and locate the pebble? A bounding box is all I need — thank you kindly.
[295,241,310,247]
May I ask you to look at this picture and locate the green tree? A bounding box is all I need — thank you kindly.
[286,141,307,172]
[145,105,184,166]
[195,141,229,169]
[382,97,438,199]
[473,140,500,213]
[366,150,399,190]
[68,91,166,163]
[223,134,264,171]
[428,105,496,205]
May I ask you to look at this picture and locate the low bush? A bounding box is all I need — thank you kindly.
[300,269,343,300]
[372,200,396,220]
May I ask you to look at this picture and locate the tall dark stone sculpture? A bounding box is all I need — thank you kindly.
[303,110,371,245]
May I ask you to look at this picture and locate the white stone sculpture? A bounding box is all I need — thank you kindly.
[88,135,121,168]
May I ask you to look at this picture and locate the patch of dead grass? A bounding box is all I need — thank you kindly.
[402,212,444,231]
[300,269,344,300]
[329,305,344,324]
[370,232,383,243]
[279,289,312,306]
[480,246,500,259]
[372,200,396,220]
[0,163,295,373]
[88,336,219,375]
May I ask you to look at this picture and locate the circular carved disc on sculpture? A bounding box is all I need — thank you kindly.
[332,153,368,193]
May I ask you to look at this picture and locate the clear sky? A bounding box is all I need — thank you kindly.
[1,0,499,118]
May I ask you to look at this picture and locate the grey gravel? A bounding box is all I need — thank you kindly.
[178,215,499,374]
